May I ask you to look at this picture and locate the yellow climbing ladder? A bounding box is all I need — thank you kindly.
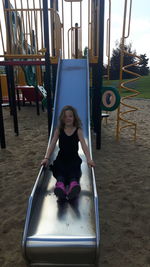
[116,0,141,141]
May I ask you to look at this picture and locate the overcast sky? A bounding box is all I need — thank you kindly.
[104,0,150,66]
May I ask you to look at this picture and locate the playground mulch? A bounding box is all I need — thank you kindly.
[0,99,150,267]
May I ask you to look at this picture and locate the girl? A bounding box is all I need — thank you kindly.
[41,105,95,200]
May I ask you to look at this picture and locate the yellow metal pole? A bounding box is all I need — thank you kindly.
[8,1,14,53]
[4,8,45,11]
[91,0,94,56]
[0,54,44,59]
[27,0,32,49]
[106,0,111,81]
[2,0,9,53]
[71,2,73,58]
[80,1,82,55]
[20,0,26,37]
[25,10,28,53]
[39,0,44,50]
[33,0,39,52]
[53,4,56,57]
[68,28,71,59]
[88,0,90,50]
[116,0,127,141]
[0,21,5,53]
[14,0,19,54]
[62,0,65,58]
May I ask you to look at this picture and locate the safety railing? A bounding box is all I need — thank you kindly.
[0,0,62,59]
[65,0,82,59]
[0,0,102,62]
[68,23,82,59]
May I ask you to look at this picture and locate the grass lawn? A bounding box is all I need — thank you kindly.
[103,74,150,99]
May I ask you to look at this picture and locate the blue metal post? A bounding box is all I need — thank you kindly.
[5,0,19,136]
[95,0,105,149]
[9,66,19,135]
[0,82,6,148]
[43,0,52,135]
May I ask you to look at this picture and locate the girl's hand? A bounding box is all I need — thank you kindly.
[41,158,49,167]
[87,159,95,168]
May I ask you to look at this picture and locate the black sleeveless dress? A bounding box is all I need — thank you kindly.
[51,128,82,183]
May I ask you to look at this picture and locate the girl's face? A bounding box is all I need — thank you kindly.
[64,110,74,127]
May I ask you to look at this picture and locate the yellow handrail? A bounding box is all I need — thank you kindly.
[106,0,111,81]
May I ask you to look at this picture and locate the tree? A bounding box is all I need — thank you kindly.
[109,42,149,80]
[83,46,88,57]
[138,54,149,76]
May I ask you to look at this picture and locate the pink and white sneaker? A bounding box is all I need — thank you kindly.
[67,181,81,200]
[54,182,66,199]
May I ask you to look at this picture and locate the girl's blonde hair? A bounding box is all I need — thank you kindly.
[58,105,82,130]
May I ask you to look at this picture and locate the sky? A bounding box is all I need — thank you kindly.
[104,0,150,66]
[0,0,150,66]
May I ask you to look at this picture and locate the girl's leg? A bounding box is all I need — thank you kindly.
[54,176,66,199]
[67,179,81,200]
[67,164,81,200]
[57,176,65,183]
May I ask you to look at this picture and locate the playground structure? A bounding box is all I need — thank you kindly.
[0,0,104,266]
[0,0,105,150]
[0,0,141,149]
[0,0,142,265]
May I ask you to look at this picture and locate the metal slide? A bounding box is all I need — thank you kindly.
[22,58,100,267]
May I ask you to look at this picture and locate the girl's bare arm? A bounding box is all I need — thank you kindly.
[41,128,59,166]
[77,128,95,167]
